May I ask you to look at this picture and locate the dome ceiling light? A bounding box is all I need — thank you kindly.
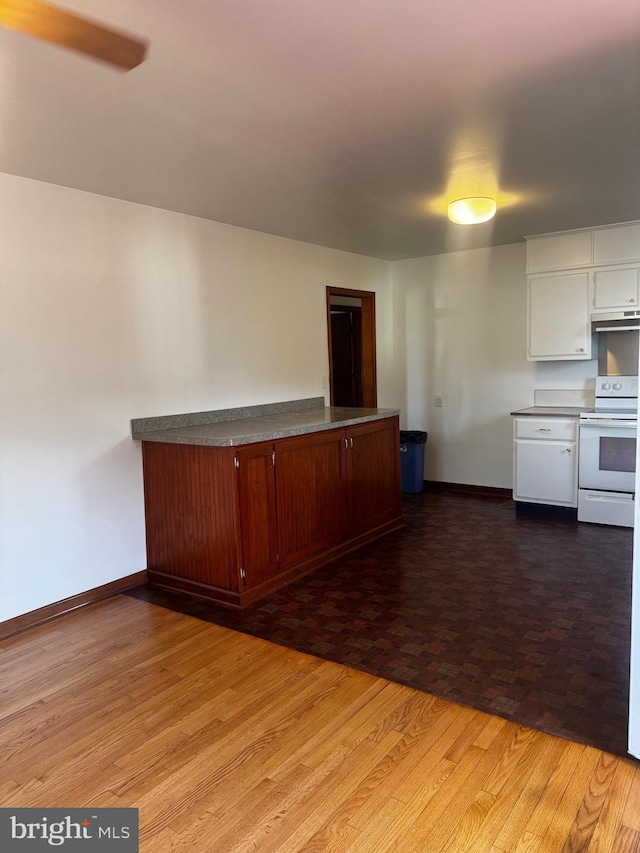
[447,197,497,225]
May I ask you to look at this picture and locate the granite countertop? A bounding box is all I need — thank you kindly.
[132,398,401,447]
[510,406,593,417]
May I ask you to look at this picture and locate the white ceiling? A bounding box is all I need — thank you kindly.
[1,0,639,259]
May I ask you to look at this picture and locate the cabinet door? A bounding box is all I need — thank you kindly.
[275,429,347,568]
[528,272,592,360]
[593,223,640,265]
[236,443,278,590]
[513,439,577,506]
[526,231,592,273]
[593,266,640,310]
[346,418,402,536]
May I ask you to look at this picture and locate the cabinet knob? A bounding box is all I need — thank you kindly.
[576,347,584,352]
[564,447,572,453]
[628,298,636,303]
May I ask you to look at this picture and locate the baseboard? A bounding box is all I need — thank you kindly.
[515,501,577,520]
[423,480,512,500]
[0,570,148,641]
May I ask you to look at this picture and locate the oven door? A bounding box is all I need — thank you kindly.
[579,422,637,492]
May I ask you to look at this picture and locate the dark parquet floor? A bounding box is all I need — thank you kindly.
[127,491,634,757]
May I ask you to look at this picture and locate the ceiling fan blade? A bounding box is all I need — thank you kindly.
[0,0,148,70]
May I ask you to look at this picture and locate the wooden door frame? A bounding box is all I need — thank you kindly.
[326,287,377,408]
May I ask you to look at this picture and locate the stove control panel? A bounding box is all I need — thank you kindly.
[596,376,638,398]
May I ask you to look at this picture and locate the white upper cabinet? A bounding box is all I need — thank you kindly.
[525,221,640,360]
[526,230,593,273]
[592,265,640,311]
[528,272,592,360]
[593,222,640,265]
[526,221,640,273]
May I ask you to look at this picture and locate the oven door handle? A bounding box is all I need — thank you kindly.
[582,492,634,503]
[580,422,638,429]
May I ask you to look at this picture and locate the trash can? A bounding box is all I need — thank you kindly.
[399,430,428,493]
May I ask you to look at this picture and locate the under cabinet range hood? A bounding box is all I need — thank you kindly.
[594,315,640,376]
[592,309,640,332]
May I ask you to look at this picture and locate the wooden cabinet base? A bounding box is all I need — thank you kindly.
[142,416,403,609]
[149,515,404,609]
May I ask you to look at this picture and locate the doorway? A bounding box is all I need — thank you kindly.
[326,287,377,408]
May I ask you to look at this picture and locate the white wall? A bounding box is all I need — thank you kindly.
[391,243,597,488]
[0,173,393,622]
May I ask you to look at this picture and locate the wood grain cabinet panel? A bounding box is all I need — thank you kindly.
[346,419,402,535]
[236,442,279,590]
[142,442,241,602]
[141,416,403,608]
[275,429,348,568]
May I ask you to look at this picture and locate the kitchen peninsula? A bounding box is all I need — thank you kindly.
[132,398,402,607]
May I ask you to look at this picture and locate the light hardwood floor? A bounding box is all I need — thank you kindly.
[1,594,639,852]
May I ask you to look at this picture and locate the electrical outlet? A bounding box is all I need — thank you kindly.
[321,375,328,389]
[434,395,443,407]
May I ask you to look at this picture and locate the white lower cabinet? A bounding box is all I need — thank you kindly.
[513,417,578,507]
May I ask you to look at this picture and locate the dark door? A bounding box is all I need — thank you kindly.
[330,309,363,407]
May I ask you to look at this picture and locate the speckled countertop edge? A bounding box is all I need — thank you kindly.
[132,404,401,447]
[510,406,593,417]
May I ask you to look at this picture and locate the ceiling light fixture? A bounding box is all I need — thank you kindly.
[447,197,497,225]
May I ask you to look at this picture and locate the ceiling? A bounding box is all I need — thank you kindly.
[1,0,639,260]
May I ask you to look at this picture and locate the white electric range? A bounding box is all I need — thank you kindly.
[578,375,638,527]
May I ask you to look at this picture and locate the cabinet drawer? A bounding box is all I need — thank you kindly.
[514,418,577,441]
